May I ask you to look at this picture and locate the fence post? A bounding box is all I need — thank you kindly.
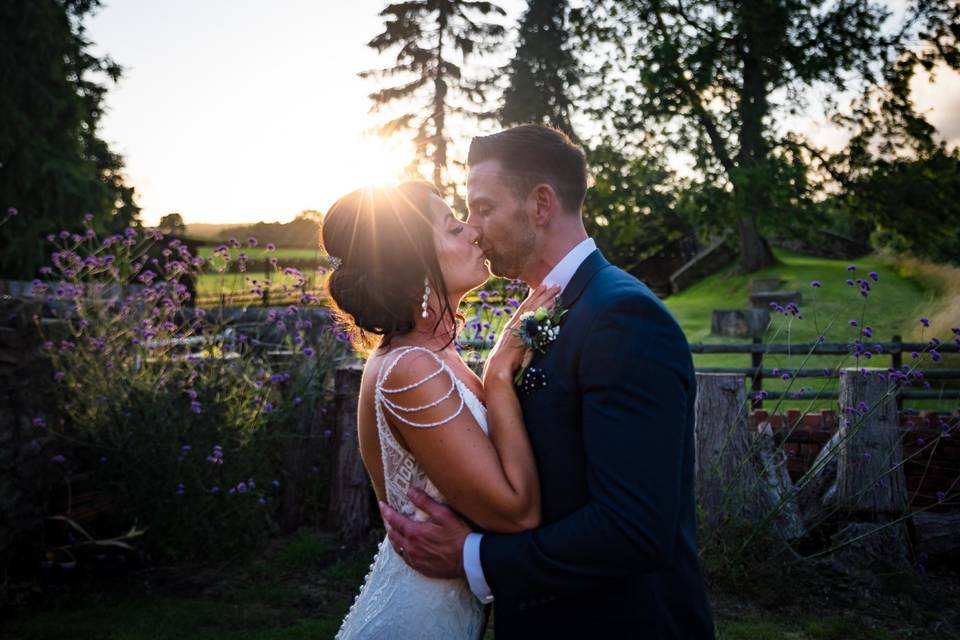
[830,367,911,570]
[327,363,372,542]
[750,336,764,409]
[891,335,903,410]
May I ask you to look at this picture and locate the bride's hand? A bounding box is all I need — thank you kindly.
[483,283,561,384]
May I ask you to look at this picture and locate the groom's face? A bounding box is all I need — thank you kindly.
[466,159,536,280]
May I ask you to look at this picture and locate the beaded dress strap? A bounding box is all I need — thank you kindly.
[376,346,465,429]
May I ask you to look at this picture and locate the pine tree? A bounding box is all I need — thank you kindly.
[500,0,580,138]
[362,1,506,193]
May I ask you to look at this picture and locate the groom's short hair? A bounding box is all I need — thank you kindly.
[468,124,587,214]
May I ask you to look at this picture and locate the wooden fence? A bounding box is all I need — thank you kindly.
[690,335,960,407]
[327,364,959,565]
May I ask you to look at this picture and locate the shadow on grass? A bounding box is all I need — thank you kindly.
[2,528,377,640]
[4,526,958,639]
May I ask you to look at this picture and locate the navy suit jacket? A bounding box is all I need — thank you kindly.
[480,250,715,639]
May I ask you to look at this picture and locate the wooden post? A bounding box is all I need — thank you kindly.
[835,368,907,515]
[694,373,762,534]
[695,373,804,542]
[750,336,764,409]
[891,335,903,410]
[278,383,330,532]
[829,367,911,571]
[327,364,372,542]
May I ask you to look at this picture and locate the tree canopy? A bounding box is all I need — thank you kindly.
[0,0,139,280]
[583,0,960,271]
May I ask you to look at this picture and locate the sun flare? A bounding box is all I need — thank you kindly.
[352,136,415,188]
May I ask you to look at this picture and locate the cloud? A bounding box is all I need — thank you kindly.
[911,64,960,147]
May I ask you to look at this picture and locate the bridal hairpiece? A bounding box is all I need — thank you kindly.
[327,255,342,269]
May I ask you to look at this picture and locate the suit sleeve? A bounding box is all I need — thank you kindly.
[479,294,694,601]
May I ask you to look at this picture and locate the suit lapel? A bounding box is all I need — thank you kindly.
[558,249,610,311]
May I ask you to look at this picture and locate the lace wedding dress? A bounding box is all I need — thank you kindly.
[335,346,487,640]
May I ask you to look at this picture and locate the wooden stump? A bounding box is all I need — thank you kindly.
[327,364,372,543]
[694,374,763,534]
[695,373,806,542]
[835,368,907,517]
[828,368,911,572]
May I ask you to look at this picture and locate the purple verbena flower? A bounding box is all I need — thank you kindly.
[869,271,879,282]
[920,317,930,328]
[809,280,821,288]
[32,417,46,427]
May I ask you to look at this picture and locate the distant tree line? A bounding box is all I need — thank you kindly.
[210,212,322,250]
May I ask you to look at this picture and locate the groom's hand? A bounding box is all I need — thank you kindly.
[379,488,471,579]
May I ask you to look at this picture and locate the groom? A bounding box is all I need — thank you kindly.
[380,124,714,638]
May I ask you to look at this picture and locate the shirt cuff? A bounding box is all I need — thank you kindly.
[463,532,494,603]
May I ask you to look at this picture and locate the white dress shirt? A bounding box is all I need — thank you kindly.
[463,237,597,603]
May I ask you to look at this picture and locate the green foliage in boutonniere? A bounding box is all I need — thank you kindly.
[512,299,566,385]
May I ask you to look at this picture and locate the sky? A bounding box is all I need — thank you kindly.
[87,0,524,227]
[87,1,960,227]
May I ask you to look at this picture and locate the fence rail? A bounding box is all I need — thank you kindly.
[689,335,960,406]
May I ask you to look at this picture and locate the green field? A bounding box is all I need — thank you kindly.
[197,246,325,261]
[663,248,959,411]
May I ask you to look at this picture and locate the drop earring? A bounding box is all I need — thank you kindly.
[421,277,430,318]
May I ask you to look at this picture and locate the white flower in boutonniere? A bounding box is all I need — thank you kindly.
[511,300,566,386]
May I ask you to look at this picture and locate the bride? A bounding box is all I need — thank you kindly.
[322,181,558,639]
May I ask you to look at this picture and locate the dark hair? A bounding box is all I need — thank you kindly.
[467,124,588,212]
[320,181,458,352]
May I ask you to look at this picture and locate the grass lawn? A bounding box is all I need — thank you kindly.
[196,271,326,306]
[4,528,957,639]
[197,246,325,261]
[663,248,960,412]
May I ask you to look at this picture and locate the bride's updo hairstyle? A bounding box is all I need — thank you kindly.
[321,181,458,351]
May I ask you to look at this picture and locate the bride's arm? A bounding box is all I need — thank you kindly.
[383,284,558,534]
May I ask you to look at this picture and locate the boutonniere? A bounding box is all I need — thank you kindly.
[512,299,566,387]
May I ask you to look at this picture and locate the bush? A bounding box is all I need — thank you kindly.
[31,220,349,564]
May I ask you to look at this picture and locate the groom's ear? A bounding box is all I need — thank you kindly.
[530,184,557,227]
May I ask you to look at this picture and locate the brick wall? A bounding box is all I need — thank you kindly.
[751,409,960,510]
